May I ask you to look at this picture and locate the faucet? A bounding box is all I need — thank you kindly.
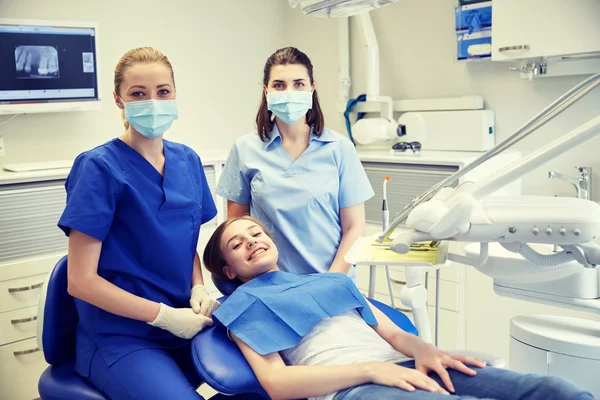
[548,166,592,200]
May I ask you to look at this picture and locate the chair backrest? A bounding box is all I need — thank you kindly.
[36,255,78,365]
[211,274,244,296]
[210,273,418,336]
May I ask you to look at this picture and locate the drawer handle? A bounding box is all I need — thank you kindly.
[499,44,530,52]
[8,282,43,293]
[11,315,37,324]
[13,347,41,357]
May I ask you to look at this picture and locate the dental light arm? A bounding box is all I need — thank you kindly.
[380,72,600,243]
[378,72,600,271]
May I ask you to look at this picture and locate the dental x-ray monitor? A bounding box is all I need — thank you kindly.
[0,18,101,115]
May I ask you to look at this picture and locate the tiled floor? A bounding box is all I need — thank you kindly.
[197,384,218,398]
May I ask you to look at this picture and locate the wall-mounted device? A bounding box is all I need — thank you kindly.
[0,18,101,115]
[397,110,495,152]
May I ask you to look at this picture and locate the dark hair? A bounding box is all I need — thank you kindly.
[203,216,273,281]
[255,47,325,142]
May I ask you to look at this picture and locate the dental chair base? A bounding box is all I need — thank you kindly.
[510,315,600,399]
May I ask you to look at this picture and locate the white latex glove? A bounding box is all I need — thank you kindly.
[190,284,221,317]
[148,303,213,339]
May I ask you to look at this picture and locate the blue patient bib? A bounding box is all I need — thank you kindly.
[212,271,378,355]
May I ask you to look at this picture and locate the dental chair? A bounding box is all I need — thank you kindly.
[190,274,419,399]
[36,256,204,400]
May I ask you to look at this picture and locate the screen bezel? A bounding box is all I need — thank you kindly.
[0,18,102,115]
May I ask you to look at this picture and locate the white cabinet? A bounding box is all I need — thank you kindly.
[0,152,228,399]
[0,176,69,400]
[492,0,600,62]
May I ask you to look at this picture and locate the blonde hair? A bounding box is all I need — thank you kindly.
[114,47,175,130]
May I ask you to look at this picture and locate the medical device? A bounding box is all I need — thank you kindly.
[0,18,102,115]
[288,0,399,18]
[379,71,600,278]
[382,176,390,230]
[397,110,495,152]
[347,72,600,351]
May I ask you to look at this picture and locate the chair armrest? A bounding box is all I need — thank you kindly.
[190,324,268,397]
[367,298,419,336]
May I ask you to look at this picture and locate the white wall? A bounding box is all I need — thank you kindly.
[285,0,600,200]
[0,0,287,164]
[3,0,600,366]
[284,0,600,363]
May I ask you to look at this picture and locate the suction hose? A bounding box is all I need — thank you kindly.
[517,244,575,268]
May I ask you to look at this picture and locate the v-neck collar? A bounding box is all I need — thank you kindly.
[113,138,197,214]
[113,138,174,211]
[113,138,165,179]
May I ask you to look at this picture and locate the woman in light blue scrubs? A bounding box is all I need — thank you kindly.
[58,47,219,399]
[217,47,374,280]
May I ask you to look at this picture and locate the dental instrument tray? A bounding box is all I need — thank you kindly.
[345,233,449,268]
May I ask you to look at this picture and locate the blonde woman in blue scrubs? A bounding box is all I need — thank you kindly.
[59,47,219,399]
[216,47,374,280]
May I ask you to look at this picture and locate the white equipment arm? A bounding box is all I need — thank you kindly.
[379,72,600,271]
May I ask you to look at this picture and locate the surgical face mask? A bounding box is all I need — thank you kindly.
[121,98,178,139]
[266,90,313,125]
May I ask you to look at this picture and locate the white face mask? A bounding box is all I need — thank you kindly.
[267,90,313,125]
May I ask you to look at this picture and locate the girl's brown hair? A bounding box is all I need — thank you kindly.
[203,215,272,281]
[255,47,325,141]
[114,47,175,130]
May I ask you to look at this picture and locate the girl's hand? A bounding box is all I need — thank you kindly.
[366,361,449,394]
[413,343,487,392]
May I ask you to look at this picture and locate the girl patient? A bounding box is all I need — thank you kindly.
[203,216,593,400]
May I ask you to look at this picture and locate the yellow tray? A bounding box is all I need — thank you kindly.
[345,235,449,267]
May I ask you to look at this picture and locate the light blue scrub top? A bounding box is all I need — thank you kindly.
[216,126,374,280]
[58,138,217,376]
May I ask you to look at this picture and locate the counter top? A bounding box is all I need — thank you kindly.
[198,150,229,164]
[0,150,230,186]
[0,168,70,186]
[357,149,486,166]
[357,149,523,168]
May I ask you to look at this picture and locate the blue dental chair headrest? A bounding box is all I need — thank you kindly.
[211,274,244,297]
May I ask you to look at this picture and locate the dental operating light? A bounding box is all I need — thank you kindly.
[288,0,399,18]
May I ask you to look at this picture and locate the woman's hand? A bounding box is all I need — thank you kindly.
[190,284,220,317]
[366,361,449,394]
[413,342,487,393]
[149,303,213,339]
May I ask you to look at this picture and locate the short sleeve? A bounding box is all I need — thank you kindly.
[58,154,118,241]
[338,138,375,208]
[216,143,251,205]
[197,156,218,225]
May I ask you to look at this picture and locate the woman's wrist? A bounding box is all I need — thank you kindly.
[146,301,162,323]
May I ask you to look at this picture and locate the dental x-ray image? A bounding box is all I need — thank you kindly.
[15,45,60,79]
[82,52,94,73]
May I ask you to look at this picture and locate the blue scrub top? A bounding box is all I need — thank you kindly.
[58,138,217,374]
[216,126,374,280]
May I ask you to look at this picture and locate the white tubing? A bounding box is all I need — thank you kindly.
[470,115,600,201]
[519,244,575,268]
